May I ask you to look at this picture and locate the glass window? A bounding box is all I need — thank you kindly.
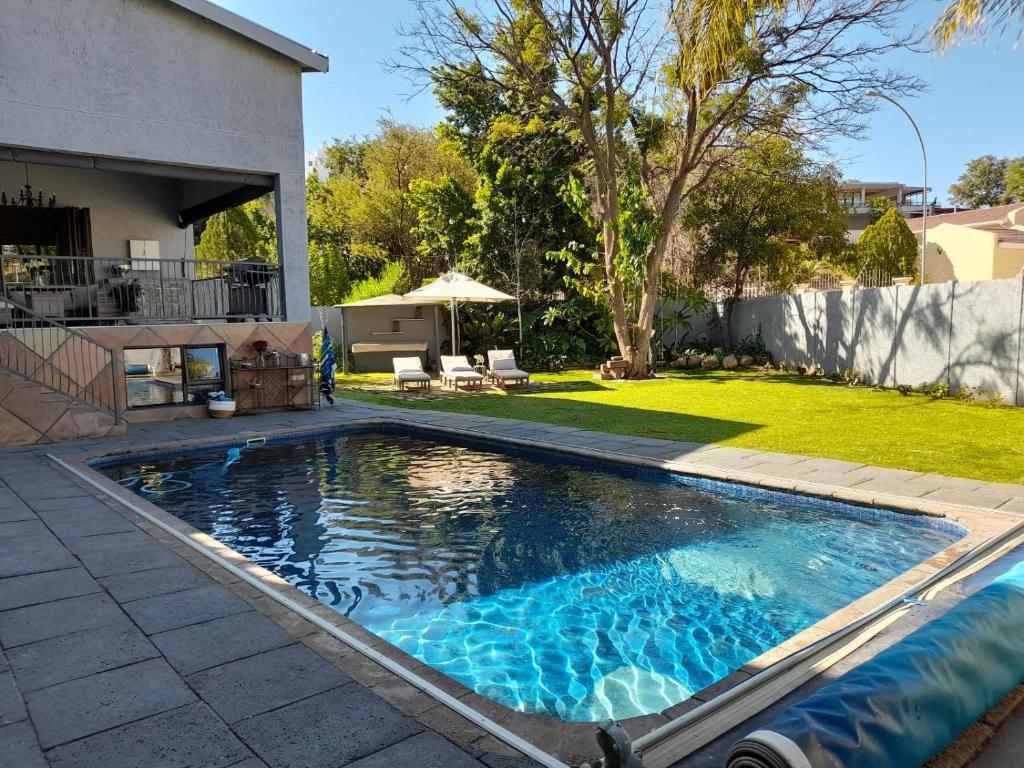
[124,347,184,408]
[184,347,222,383]
[125,345,225,409]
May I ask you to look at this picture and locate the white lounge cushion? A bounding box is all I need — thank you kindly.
[396,370,431,382]
[491,368,529,380]
[440,356,480,376]
[392,356,425,374]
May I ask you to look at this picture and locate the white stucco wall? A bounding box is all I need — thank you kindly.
[0,0,315,319]
[0,160,193,261]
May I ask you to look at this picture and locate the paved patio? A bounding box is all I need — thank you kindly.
[1,400,1022,767]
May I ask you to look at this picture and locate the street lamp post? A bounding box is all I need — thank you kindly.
[867,91,928,285]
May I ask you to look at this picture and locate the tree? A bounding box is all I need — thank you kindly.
[194,198,276,264]
[948,155,1009,208]
[680,137,848,343]
[1003,157,1024,203]
[934,1,1024,48]
[400,0,920,377]
[857,207,919,277]
[409,173,476,278]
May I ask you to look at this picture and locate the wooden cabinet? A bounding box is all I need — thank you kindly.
[229,356,316,413]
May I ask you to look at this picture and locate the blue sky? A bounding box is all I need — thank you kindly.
[214,1,1022,204]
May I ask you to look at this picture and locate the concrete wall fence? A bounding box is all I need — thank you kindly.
[715,275,1024,405]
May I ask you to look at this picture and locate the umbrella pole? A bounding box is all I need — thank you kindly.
[450,299,457,354]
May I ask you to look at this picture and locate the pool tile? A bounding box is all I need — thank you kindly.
[233,684,422,767]
[25,658,195,748]
[184,644,351,723]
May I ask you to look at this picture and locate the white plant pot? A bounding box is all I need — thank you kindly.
[208,399,236,419]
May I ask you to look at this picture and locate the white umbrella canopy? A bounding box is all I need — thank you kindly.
[404,271,513,353]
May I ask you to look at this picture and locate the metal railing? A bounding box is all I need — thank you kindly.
[0,301,119,417]
[1,254,283,325]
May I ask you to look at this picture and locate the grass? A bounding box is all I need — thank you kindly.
[334,369,1024,484]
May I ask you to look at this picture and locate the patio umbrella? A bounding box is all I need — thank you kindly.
[319,328,336,405]
[404,271,513,353]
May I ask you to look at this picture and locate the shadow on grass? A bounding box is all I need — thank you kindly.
[389,392,763,447]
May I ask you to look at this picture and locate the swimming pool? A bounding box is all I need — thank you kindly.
[99,428,962,722]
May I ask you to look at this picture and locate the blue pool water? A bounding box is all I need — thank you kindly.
[99,429,961,721]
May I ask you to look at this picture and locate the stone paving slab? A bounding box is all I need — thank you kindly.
[0,720,46,768]
[232,684,423,767]
[0,593,131,649]
[67,531,184,577]
[7,623,159,693]
[26,658,196,748]
[98,562,210,603]
[184,644,352,723]
[345,731,486,768]
[151,611,295,676]
[0,567,100,611]
[44,702,255,768]
[121,584,252,635]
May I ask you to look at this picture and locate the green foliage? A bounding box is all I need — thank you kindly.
[1004,157,1024,203]
[343,261,410,303]
[947,154,1023,207]
[409,173,476,277]
[735,329,769,358]
[919,380,951,399]
[194,197,277,264]
[868,196,893,224]
[680,137,849,299]
[857,208,919,277]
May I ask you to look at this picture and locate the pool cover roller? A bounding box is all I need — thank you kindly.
[726,559,1024,768]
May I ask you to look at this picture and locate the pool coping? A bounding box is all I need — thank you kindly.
[53,413,1024,767]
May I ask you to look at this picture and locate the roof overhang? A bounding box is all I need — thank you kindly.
[165,0,329,73]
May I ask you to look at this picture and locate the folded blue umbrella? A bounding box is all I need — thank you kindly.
[727,558,1024,768]
[319,328,336,405]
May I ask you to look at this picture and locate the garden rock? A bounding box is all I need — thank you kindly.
[722,354,739,370]
[738,355,754,367]
[686,355,702,369]
[701,355,720,369]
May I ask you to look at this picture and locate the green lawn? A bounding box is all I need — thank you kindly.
[335,369,1024,484]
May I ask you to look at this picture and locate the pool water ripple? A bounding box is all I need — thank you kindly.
[102,432,959,721]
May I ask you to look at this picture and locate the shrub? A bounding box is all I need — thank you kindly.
[344,261,409,303]
[895,384,913,396]
[918,380,950,399]
[857,207,918,277]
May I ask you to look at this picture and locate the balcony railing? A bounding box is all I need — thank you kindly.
[0,254,283,326]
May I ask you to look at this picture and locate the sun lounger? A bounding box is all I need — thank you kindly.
[440,355,484,391]
[487,349,530,387]
[392,357,431,391]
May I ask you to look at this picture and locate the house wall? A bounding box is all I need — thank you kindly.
[713,276,1024,405]
[0,161,193,261]
[920,224,997,283]
[994,246,1024,280]
[0,0,312,320]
